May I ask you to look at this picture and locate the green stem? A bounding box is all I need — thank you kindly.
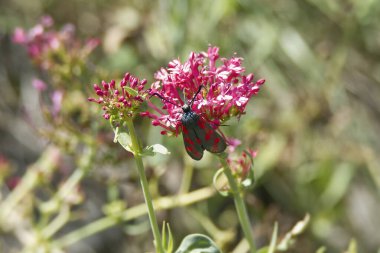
[0,168,38,221]
[39,146,95,237]
[179,158,194,194]
[41,205,70,238]
[53,187,215,248]
[125,119,164,253]
[0,147,58,224]
[58,168,86,198]
[218,153,256,253]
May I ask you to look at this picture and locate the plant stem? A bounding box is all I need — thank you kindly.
[41,205,70,238]
[125,119,164,253]
[179,157,194,194]
[218,153,256,253]
[0,147,58,224]
[40,145,95,237]
[53,187,215,248]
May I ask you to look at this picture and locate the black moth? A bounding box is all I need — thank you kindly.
[152,86,227,160]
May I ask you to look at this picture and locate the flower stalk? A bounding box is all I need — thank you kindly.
[53,186,215,248]
[125,119,164,253]
[0,147,59,226]
[218,153,256,253]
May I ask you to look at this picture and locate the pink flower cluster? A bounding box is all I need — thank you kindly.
[143,46,265,136]
[228,149,257,181]
[13,16,99,69]
[88,73,148,120]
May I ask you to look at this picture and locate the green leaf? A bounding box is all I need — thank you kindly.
[162,221,167,250]
[212,168,231,197]
[257,222,278,253]
[315,246,326,253]
[113,126,120,143]
[112,125,134,153]
[257,246,269,253]
[124,86,139,96]
[277,214,310,251]
[175,234,221,253]
[167,224,174,253]
[142,144,170,156]
[162,221,174,253]
[346,239,357,253]
[117,132,133,153]
[268,222,278,253]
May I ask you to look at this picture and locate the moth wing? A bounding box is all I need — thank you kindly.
[182,125,204,160]
[194,119,227,154]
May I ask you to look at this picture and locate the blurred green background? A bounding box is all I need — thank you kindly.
[1,0,380,252]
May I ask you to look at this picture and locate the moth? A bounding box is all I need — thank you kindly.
[152,86,227,160]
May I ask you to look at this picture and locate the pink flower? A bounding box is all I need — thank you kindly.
[88,73,148,121]
[228,149,257,182]
[12,16,99,69]
[6,177,21,190]
[82,38,101,56]
[12,28,27,44]
[40,15,54,27]
[12,17,60,64]
[51,90,63,116]
[32,78,47,91]
[143,45,265,136]
[226,138,242,153]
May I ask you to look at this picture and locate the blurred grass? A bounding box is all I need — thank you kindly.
[1,0,380,252]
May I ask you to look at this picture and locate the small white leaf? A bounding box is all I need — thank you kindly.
[117,132,133,153]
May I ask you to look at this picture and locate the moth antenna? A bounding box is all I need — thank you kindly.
[182,88,188,105]
[150,92,178,107]
[189,86,204,107]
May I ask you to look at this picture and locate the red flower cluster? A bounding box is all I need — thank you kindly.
[88,73,148,120]
[227,149,257,181]
[143,46,265,136]
[13,16,99,69]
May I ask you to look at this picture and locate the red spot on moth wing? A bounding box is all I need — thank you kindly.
[186,145,193,152]
[205,129,213,141]
[192,149,202,158]
[209,136,226,153]
[197,120,206,129]
[184,137,194,145]
[186,144,203,160]
[182,124,204,160]
[196,121,226,154]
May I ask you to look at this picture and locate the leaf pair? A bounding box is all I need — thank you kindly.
[161,221,221,253]
[115,128,170,156]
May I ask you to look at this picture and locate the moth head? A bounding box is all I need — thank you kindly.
[182,104,190,113]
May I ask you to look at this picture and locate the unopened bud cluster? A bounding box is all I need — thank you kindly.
[88,73,147,121]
